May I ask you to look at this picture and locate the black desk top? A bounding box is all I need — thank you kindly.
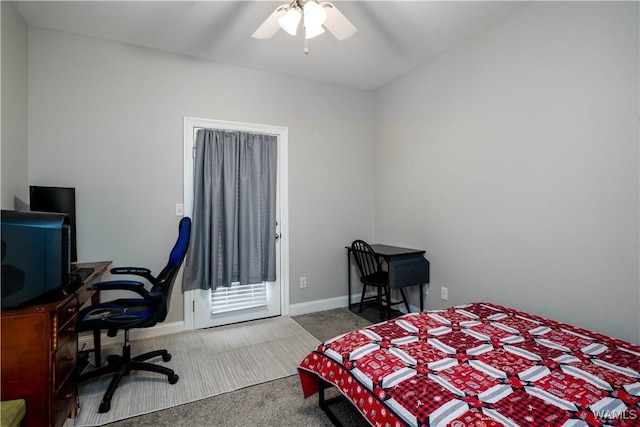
[346,243,425,257]
[369,244,425,256]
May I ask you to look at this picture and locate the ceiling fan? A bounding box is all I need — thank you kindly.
[252,0,357,51]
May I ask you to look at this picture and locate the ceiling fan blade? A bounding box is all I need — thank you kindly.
[252,5,288,39]
[321,2,357,41]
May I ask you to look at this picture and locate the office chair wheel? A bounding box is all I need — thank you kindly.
[169,374,179,384]
[162,353,172,362]
[99,401,111,413]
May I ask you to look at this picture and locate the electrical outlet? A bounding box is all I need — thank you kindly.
[300,277,307,288]
[441,286,448,301]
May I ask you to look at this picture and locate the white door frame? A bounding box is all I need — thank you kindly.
[182,117,290,330]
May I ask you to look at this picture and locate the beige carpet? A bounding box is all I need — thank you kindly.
[69,316,320,427]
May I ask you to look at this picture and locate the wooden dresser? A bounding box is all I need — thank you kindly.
[1,261,110,427]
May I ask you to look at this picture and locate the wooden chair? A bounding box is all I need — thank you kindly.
[351,240,409,320]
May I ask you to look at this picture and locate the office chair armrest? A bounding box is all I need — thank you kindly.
[92,280,148,294]
[110,267,157,283]
[91,280,163,303]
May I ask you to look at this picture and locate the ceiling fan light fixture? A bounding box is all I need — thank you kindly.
[277,6,302,36]
[303,1,327,29]
[304,24,325,39]
[253,0,356,46]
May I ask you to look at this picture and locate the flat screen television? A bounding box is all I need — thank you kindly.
[1,210,72,309]
[30,186,77,262]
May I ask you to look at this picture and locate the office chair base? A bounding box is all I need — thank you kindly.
[83,359,179,413]
[106,349,172,366]
[78,344,179,413]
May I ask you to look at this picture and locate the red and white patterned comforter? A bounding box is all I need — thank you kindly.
[298,303,640,426]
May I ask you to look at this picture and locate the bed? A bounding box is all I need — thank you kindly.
[298,303,640,426]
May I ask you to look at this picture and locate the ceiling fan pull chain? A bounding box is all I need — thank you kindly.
[304,36,309,55]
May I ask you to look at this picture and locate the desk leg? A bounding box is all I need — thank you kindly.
[91,292,102,367]
[420,284,424,312]
[92,330,101,367]
[347,249,351,309]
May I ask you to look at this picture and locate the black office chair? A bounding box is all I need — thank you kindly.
[351,240,409,320]
[76,217,191,413]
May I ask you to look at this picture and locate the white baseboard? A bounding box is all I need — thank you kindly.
[289,295,351,316]
[289,293,422,317]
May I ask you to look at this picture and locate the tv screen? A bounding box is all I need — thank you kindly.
[30,186,77,262]
[1,210,71,309]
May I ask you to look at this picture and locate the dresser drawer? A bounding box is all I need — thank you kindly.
[53,327,77,393]
[57,299,78,332]
[52,377,75,427]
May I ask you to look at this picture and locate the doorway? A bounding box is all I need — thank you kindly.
[182,117,289,329]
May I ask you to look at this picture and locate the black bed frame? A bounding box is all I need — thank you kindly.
[318,379,348,427]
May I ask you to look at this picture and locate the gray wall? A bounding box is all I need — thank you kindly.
[1,1,29,209]
[374,2,640,343]
[15,1,640,345]
[27,28,375,323]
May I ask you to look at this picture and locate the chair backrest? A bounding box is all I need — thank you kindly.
[151,217,192,321]
[351,240,382,278]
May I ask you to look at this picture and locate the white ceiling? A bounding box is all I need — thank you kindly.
[14,1,530,90]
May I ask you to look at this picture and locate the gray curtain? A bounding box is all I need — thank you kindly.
[183,129,277,291]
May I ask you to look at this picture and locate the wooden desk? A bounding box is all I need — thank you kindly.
[0,261,110,427]
[347,244,429,313]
